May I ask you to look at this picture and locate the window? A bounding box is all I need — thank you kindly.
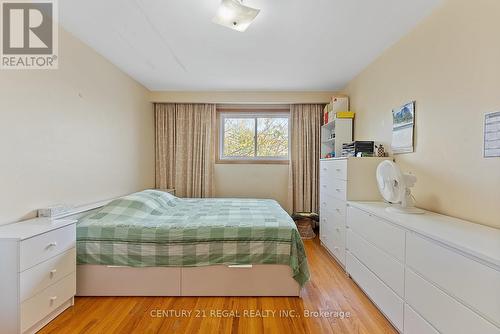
[218,111,290,163]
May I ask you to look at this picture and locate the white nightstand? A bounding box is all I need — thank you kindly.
[0,217,77,334]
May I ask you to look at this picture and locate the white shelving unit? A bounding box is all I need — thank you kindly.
[321,118,353,158]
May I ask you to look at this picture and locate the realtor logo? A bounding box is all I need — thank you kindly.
[1,0,58,69]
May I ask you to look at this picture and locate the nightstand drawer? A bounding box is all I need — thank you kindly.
[20,272,76,333]
[20,248,76,302]
[20,224,76,271]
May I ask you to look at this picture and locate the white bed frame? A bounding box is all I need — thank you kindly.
[76,264,300,296]
[63,193,301,297]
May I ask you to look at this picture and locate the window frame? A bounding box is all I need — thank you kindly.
[216,109,291,164]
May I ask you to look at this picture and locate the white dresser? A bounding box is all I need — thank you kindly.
[0,218,77,334]
[346,202,500,334]
[319,157,387,266]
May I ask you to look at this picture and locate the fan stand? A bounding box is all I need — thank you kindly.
[386,189,425,215]
[386,205,424,214]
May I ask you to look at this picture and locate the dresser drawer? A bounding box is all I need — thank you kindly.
[329,196,347,219]
[331,226,345,266]
[406,232,500,326]
[20,272,75,332]
[331,221,345,246]
[405,269,499,334]
[321,178,347,201]
[329,159,347,180]
[20,248,76,302]
[347,206,405,261]
[20,224,76,271]
[320,159,347,180]
[404,304,439,334]
[320,194,346,216]
[347,229,404,297]
[346,251,404,331]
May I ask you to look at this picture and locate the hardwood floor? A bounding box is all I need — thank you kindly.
[40,237,397,334]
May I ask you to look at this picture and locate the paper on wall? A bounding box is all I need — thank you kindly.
[484,111,500,158]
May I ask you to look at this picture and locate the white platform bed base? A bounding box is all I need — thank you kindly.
[64,196,301,297]
[76,264,300,297]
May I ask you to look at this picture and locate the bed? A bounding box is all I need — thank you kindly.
[75,190,310,296]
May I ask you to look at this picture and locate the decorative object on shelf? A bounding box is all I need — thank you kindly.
[375,144,386,157]
[332,97,349,113]
[321,97,353,158]
[323,102,334,124]
[391,101,415,154]
[336,111,355,119]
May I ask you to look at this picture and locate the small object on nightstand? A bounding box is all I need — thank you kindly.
[38,204,72,218]
[157,188,176,195]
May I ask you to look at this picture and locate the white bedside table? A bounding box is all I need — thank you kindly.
[0,217,77,334]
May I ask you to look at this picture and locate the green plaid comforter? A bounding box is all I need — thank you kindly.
[76,190,310,286]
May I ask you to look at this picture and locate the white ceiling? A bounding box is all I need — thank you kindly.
[59,0,441,91]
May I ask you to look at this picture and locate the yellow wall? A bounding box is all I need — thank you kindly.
[0,28,154,224]
[344,0,500,228]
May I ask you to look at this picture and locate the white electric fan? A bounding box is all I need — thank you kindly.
[376,160,424,214]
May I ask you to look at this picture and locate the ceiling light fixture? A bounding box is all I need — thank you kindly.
[212,0,260,32]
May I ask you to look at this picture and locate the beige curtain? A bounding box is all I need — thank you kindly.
[155,103,216,198]
[288,104,323,213]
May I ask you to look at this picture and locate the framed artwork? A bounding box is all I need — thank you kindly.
[391,101,415,154]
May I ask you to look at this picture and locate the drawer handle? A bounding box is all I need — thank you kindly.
[228,264,253,269]
[49,296,58,305]
[322,185,327,188]
[50,269,57,278]
[322,202,327,205]
[336,227,340,232]
[46,242,57,249]
[322,168,327,171]
[336,208,341,212]
[336,168,341,172]
[335,188,341,192]
[334,247,339,251]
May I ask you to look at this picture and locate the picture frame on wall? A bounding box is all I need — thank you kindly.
[391,101,415,154]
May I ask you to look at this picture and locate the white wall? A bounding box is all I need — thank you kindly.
[0,28,154,224]
[214,164,290,212]
[344,0,500,228]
